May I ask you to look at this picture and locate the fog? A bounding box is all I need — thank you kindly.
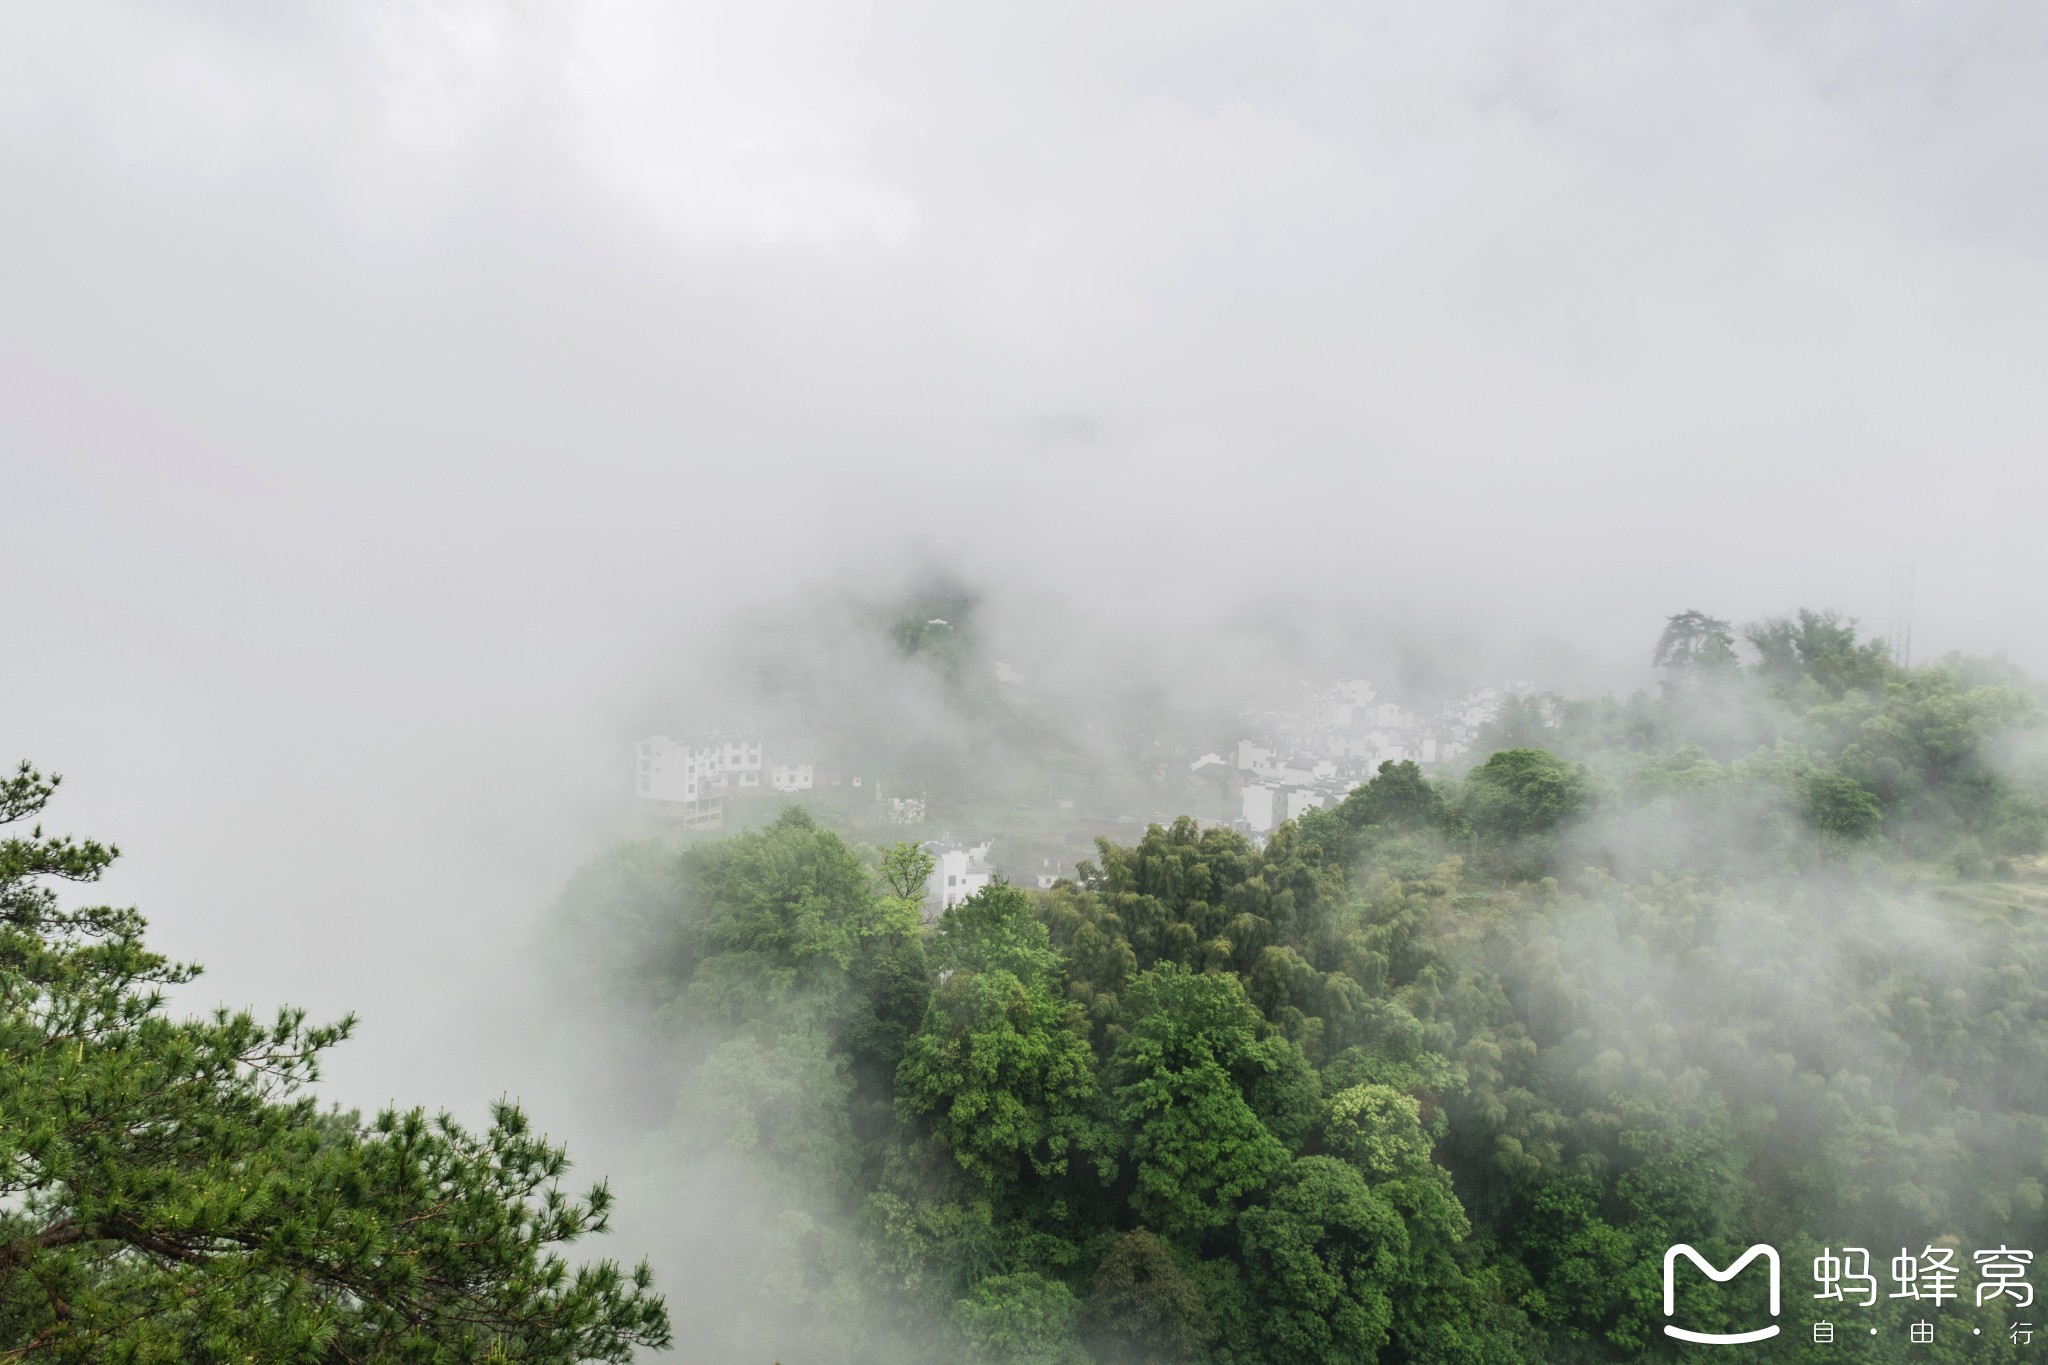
[4,2,2048,1350]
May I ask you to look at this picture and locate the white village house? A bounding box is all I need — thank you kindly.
[925,840,994,920]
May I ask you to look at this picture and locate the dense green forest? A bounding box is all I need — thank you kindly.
[547,610,2048,1363]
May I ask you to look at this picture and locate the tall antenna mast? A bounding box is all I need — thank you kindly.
[1887,563,1916,669]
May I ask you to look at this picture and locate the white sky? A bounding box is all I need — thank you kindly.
[4,0,2046,1112]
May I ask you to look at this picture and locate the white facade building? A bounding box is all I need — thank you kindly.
[1242,781,1342,835]
[638,732,792,829]
[927,841,994,919]
[714,738,764,789]
[1242,783,1277,834]
[1286,788,1330,823]
[1277,758,1320,787]
[637,736,701,803]
[635,736,727,829]
[637,734,767,797]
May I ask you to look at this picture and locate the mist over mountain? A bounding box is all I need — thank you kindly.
[5,1,2048,1360]
[534,593,2048,1361]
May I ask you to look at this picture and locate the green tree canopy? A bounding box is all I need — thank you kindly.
[1461,747,1594,844]
[0,764,668,1362]
[1651,609,1738,683]
[896,887,1110,1189]
[1231,1156,1405,1364]
[1744,608,1893,696]
[1108,965,1291,1239]
[1078,1229,1214,1364]
[1334,759,1455,834]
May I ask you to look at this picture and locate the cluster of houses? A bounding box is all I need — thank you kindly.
[634,731,994,919]
[632,674,1532,907]
[634,734,815,830]
[1203,678,1531,834]
[635,731,945,833]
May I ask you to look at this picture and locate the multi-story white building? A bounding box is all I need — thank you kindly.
[635,736,727,830]
[637,732,793,828]
[926,841,994,919]
[636,737,693,802]
[1241,783,1277,834]
[712,737,764,790]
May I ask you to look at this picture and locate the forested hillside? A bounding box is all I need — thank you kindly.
[547,613,2048,1363]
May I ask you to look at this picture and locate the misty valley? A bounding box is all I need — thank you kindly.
[9,602,2048,1364]
[525,606,2048,1362]
[12,4,2048,1361]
